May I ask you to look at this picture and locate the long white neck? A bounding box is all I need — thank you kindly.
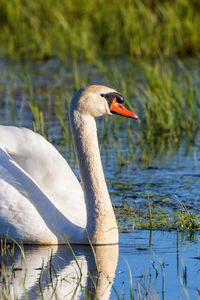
[70,110,118,245]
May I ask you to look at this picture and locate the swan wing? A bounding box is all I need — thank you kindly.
[0,146,59,242]
[0,126,87,242]
[0,125,83,198]
[0,146,87,243]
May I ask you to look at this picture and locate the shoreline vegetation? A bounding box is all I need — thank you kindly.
[0,0,200,59]
[1,58,200,233]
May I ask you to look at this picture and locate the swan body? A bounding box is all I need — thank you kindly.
[0,85,138,244]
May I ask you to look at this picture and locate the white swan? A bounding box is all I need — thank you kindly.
[0,85,138,245]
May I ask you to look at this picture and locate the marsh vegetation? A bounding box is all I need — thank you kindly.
[0,0,200,59]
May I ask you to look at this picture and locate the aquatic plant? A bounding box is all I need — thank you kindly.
[0,0,199,59]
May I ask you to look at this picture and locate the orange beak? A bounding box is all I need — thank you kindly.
[110,98,138,120]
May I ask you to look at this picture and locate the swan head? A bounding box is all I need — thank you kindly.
[70,85,138,119]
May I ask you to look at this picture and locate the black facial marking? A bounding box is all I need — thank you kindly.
[101,92,125,107]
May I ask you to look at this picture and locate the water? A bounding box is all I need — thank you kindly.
[0,58,200,299]
[106,137,200,231]
[116,231,200,299]
[2,232,200,299]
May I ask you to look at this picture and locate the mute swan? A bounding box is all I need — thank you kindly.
[0,85,138,245]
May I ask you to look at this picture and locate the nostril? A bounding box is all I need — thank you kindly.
[118,104,124,109]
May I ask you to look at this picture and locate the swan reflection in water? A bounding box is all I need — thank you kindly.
[1,243,119,299]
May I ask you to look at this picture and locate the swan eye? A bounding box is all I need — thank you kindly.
[116,94,125,104]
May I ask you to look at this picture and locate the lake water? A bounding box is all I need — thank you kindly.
[0,58,200,299]
[1,231,200,299]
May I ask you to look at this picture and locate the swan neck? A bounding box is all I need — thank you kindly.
[70,111,118,244]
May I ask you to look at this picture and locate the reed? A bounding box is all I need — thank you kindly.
[1,58,199,148]
[1,58,200,232]
[0,0,199,59]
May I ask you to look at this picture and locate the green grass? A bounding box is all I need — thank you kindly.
[2,58,200,147]
[0,0,200,59]
[116,198,200,234]
[92,58,200,161]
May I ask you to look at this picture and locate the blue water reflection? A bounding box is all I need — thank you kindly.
[114,231,200,299]
[1,231,199,299]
